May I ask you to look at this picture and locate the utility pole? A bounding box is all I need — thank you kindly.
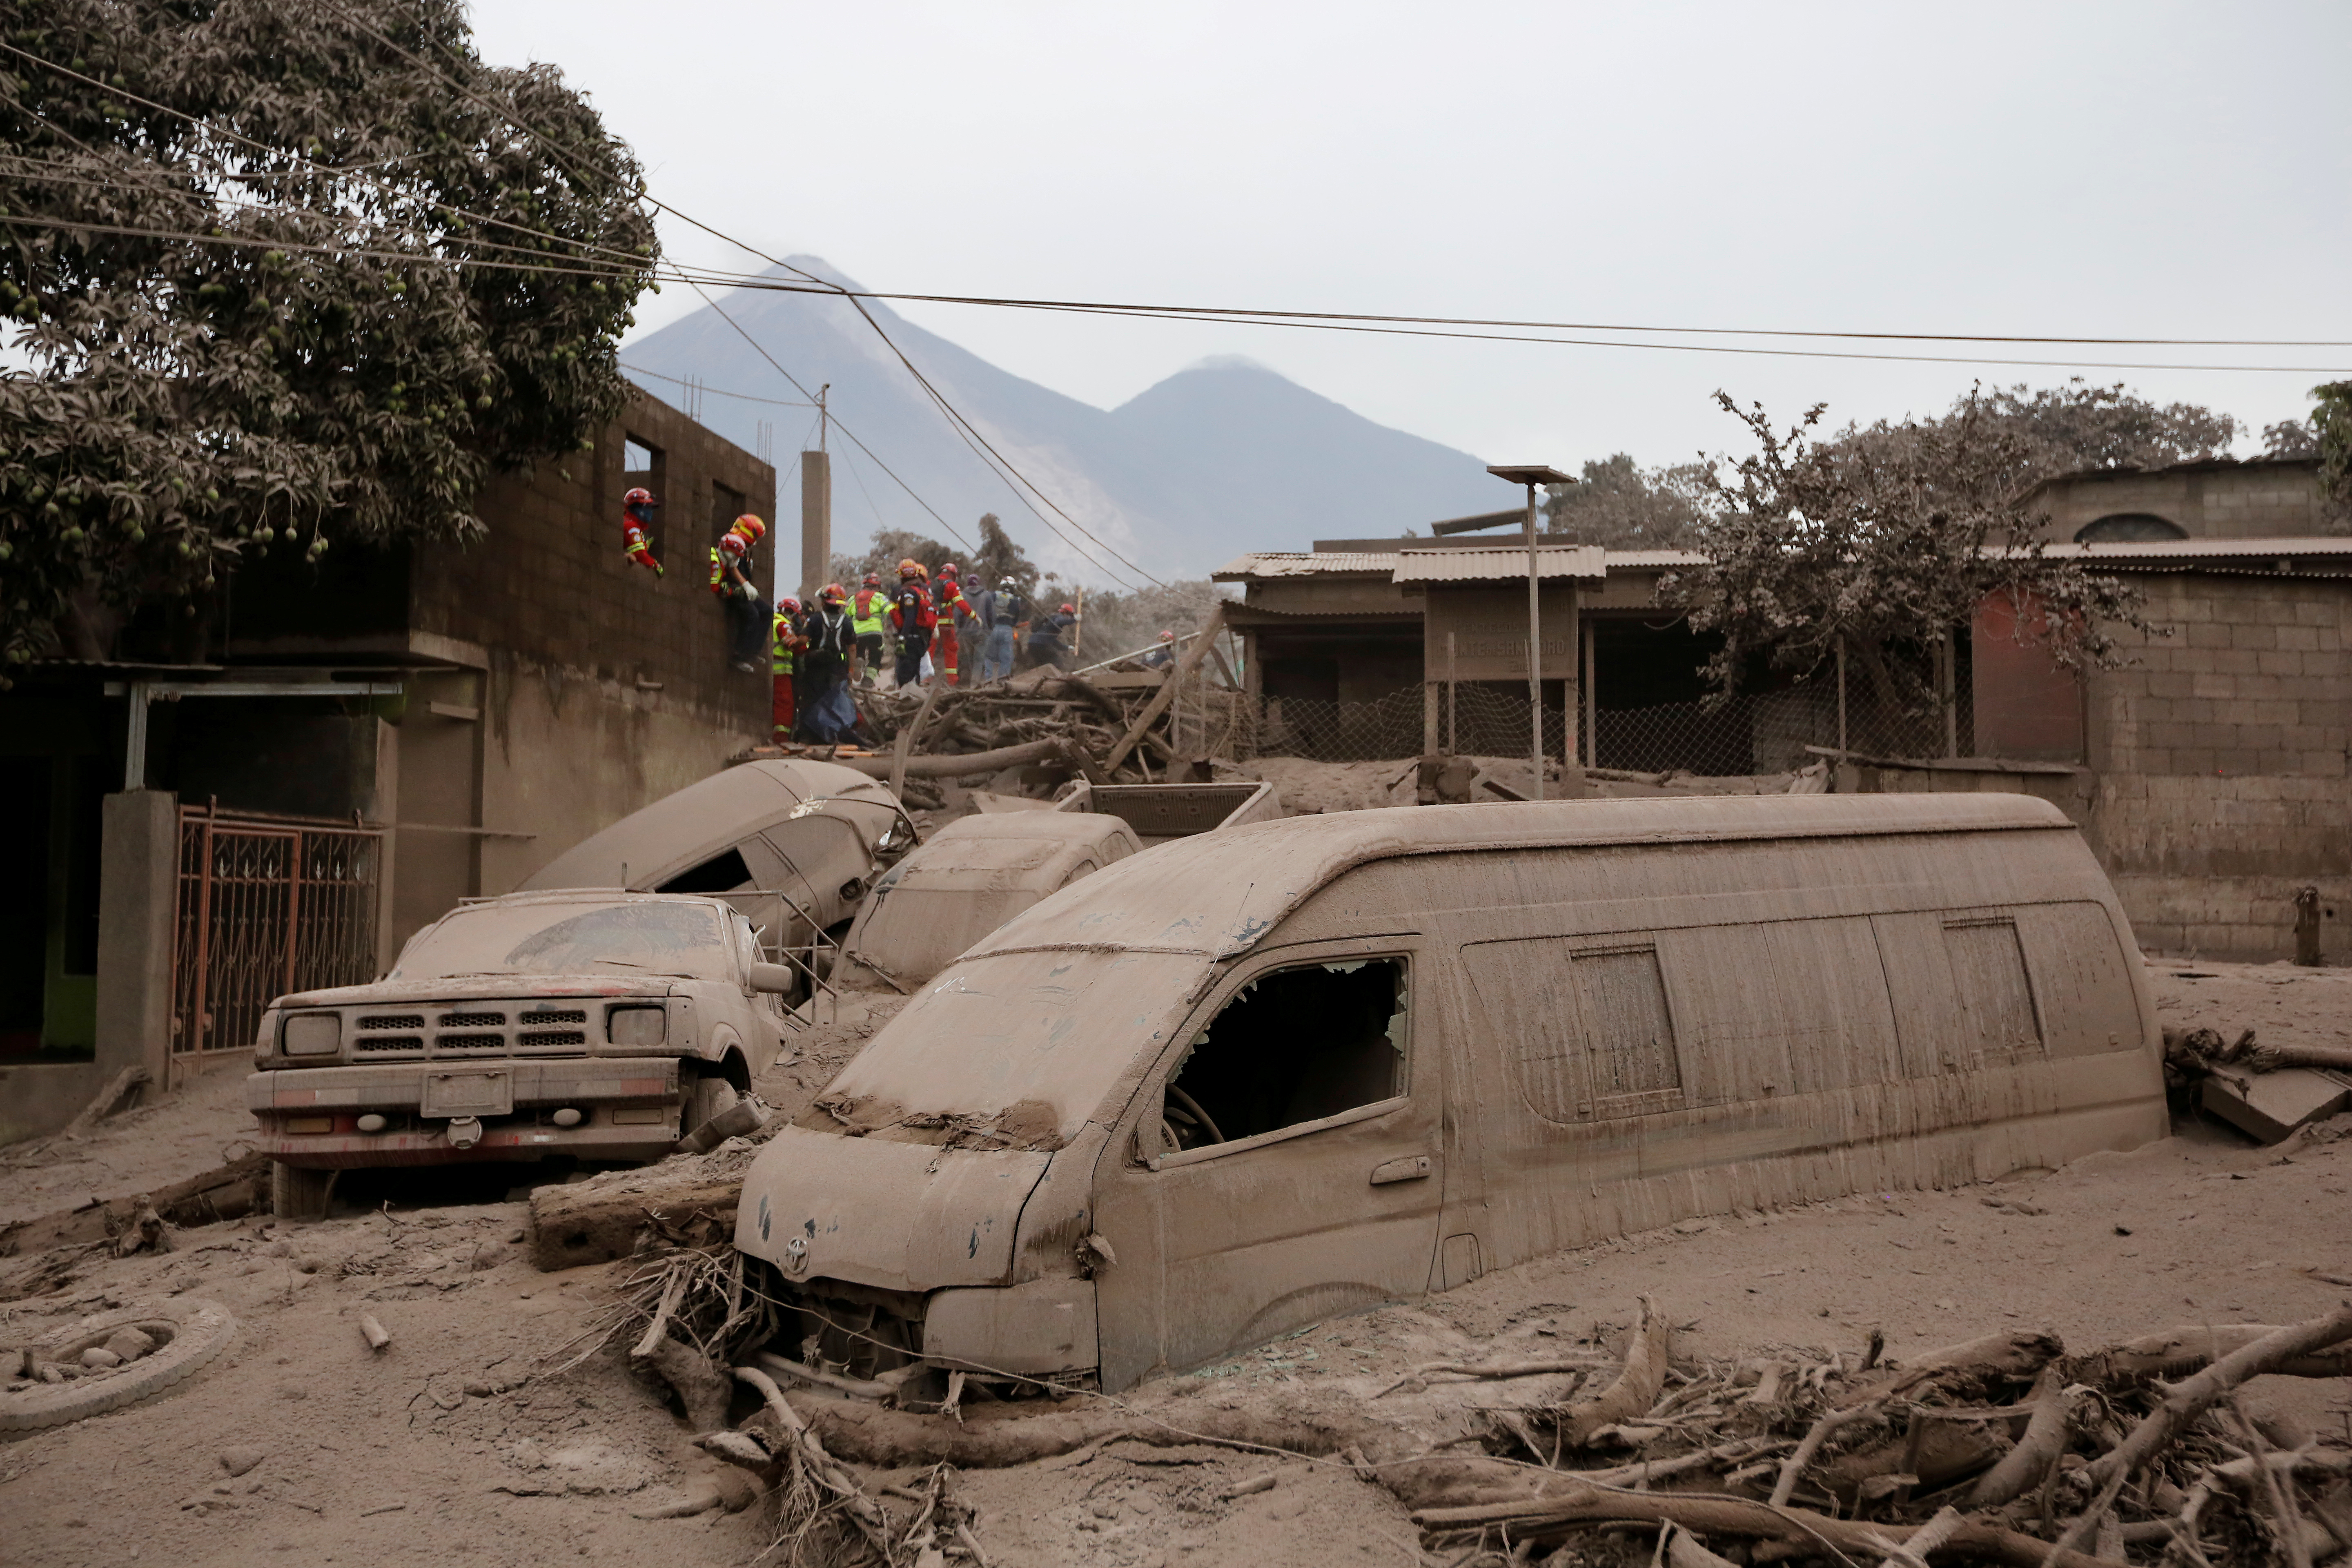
[800,383,831,601]
[1487,466,1571,801]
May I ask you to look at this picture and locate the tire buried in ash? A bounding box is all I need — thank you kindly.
[1,1298,236,1432]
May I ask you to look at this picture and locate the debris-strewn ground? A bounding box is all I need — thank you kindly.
[3,963,2346,1567]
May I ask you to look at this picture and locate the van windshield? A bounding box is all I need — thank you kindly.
[800,947,1198,1148]
[392,900,733,982]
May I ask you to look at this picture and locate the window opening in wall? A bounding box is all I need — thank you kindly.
[2074,513,2186,543]
[1161,957,1406,1151]
[623,438,658,474]
[1943,918,2042,1061]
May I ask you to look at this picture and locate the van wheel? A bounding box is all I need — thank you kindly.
[684,1072,739,1135]
[269,1162,337,1223]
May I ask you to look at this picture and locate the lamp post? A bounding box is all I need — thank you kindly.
[1486,465,1571,801]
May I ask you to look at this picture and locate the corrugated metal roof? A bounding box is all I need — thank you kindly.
[1599,549,1709,570]
[1391,546,1606,584]
[967,793,2070,965]
[2031,537,2352,562]
[1212,552,1400,580]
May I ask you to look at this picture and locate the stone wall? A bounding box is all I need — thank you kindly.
[2086,572,2350,960]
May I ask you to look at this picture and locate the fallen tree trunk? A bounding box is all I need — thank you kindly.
[2082,1321,2352,1381]
[528,1162,744,1271]
[0,1151,265,1259]
[1409,1483,2120,1568]
[835,737,1083,781]
[2086,1302,2352,1489]
[787,1389,1396,1469]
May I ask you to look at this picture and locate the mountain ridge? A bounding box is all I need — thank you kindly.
[617,258,1500,581]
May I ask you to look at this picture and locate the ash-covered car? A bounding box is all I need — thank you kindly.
[249,891,793,1219]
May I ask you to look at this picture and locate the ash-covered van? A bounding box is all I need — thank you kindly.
[734,794,2164,1392]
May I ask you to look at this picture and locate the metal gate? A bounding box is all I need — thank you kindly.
[171,804,384,1081]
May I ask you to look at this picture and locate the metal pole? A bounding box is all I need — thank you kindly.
[1582,619,1596,770]
[123,681,150,792]
[1837,637,1848,754]
[1430,639,1449,762]
[1524,482,1543,801]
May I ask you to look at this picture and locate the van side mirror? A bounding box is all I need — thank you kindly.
[749,962,795,995]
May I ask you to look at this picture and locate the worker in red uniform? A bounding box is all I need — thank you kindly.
[889,558,935,688]
[621,488,663,575]
[770,596,803,742]
[932,561,968,686]
[710,514,768,672]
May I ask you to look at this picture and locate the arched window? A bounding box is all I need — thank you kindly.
[2074,513,2187,543]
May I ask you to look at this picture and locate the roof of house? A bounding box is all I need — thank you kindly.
[2016,453,2321,504]
[1390,546,1606,584]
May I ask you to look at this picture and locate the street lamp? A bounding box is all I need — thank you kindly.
[1486,465,1571,801]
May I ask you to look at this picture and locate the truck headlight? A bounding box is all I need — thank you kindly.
[283,1013,342,1056]
[607,1005,666,1048]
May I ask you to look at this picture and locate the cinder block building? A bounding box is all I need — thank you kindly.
[0,392,776,1140]
[1217,458,2350,964]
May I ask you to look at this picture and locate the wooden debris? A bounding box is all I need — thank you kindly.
[359,1314,392,1352]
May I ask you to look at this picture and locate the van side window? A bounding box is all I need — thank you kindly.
[1573,947,1680,1102]
[1943,919,2042,1061]
[1161,958,1407,1150]
[1461,939,1683,1123]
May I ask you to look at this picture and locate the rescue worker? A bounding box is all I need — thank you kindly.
[932,561,968,686]
[795,584,858,744]
[982,576,1027,683]
[770,596,804,742]
[621,488,664,575]
[1142,629,1178,669]
[710,514,769,673]
[850,571,890,686]
[1024,600,1078,673]
[889,558,935,688]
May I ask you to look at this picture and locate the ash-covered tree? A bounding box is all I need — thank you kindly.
[2312,381,2352,528]
[831,528,958,590]
[0,0,658,672]
[1540,454,1710,548]
[1839,378,2237,490]
[969,512,1038,594]
[1661,391,2161,718]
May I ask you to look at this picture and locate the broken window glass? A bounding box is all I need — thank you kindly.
[1160,957,1408,1151]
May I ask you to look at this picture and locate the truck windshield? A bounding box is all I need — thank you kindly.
[392,900,733,982]
[804,947,1199,1147]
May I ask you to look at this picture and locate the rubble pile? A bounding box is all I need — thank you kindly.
[752,657,1226,806]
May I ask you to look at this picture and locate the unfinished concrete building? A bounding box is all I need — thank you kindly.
[0,393,775,1141]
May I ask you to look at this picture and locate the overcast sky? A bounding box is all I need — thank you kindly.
[472,0,2352,473]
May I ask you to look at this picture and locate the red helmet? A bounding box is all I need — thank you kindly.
[1060,603,1075,615]
[623,487,656,517]
[897,557,927,580]
[862,572,881,588]
[939,561,959,578]
[732,514,766,542]
[820,583,846,604]
[777,596,801,615]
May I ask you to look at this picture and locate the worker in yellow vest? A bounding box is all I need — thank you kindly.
[770,596,803,742]
[849,571,890,687]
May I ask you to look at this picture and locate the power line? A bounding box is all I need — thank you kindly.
[618,362,816,408]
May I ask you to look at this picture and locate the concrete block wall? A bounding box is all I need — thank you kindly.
[2087,574,2350,959]
[2031,459,2329,543]
[413,392,776,739]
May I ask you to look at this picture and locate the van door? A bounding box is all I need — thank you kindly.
[1088,939,1443,1389]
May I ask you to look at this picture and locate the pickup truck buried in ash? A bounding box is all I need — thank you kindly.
[248,891,794,1218]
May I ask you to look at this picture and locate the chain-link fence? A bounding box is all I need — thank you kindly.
[1188,675,1974,777]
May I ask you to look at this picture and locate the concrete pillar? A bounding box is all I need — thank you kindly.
[800,450,831,601]
[95,790,178,1086]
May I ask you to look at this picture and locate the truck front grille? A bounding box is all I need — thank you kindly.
[355,1035,425,1054]
[518,1029,586,1048]
[438,1010,507,1029]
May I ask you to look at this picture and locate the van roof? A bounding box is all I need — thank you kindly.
[519,759,893,892]
[964,792,2075,965]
